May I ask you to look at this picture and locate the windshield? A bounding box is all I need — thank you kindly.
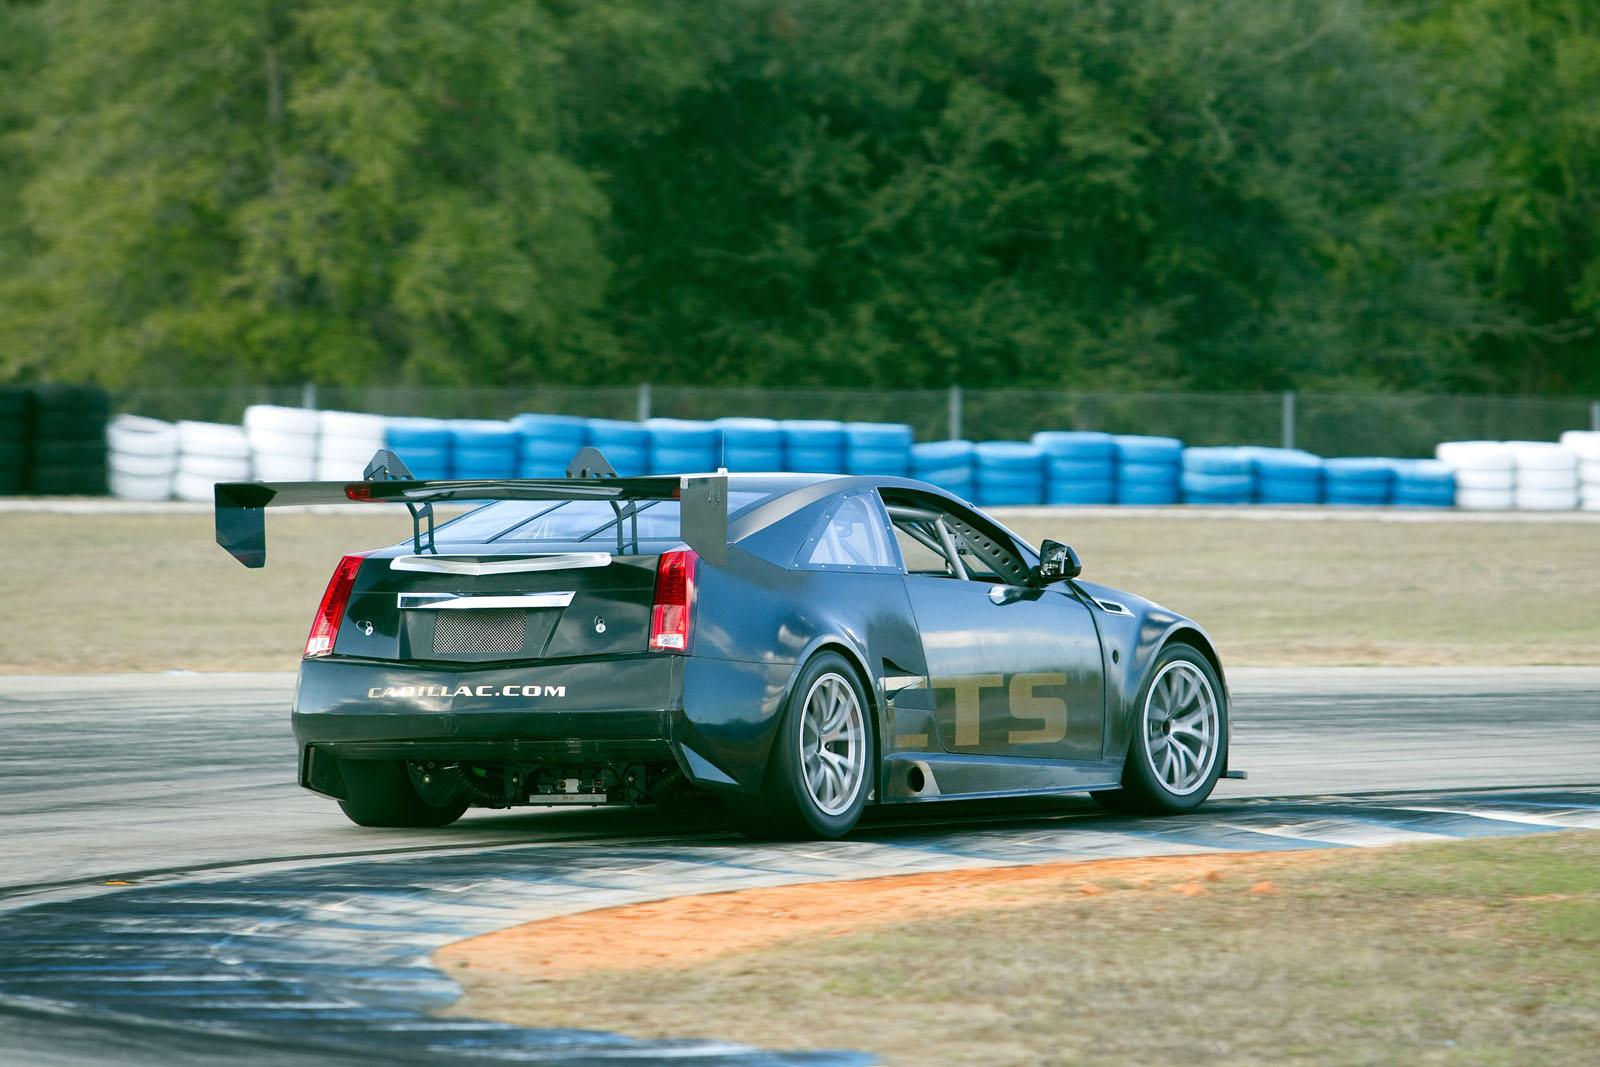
[434,492,768,547]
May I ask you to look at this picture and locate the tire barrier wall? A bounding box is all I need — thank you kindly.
[318,409,387,481]
[0,387,32,496]
[174,421,249,502]
[1435,439,1595,511]
[845,421,913,477]
[1114,435,1182,505]
[245,404,317,482]
[911,439,976,499]
[1562,431,1600,512]
[1181,447,1254,504]
[974,441,1045,507]
[20,388,1589,510]
[715,416,783,472]
[1032,431,1115,505]
[4,385,111,496]
[646,418,718,475]
[106,415,179,501]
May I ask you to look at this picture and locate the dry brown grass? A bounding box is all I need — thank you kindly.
[442,831,1600,1066]
[1006,514,1600,666]
[5,509,1598,672]
[2,510,410,673]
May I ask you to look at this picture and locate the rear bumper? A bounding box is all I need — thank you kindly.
[291,652,794,799]
[294,655,681,789]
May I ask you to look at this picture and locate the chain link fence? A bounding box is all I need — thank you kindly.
[115,385,1600,458]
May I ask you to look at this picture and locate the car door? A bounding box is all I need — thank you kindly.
[884,493,1106,761]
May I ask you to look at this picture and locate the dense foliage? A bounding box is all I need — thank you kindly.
[0,0,1595,394]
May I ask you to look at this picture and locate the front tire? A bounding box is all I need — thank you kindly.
[337,759,469,828]
[1104,644,1227,814]
[726,653,876,839]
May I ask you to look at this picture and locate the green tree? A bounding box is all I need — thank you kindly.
[1390,0,1600,393]
[578,0,1474,390]
[0,0,616,387]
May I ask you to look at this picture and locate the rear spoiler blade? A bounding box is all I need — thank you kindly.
[214,469,728,569]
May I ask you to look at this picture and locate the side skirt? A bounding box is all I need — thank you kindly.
[880,752,1123,803]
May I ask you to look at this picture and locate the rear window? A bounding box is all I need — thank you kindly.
[436,493,767,545]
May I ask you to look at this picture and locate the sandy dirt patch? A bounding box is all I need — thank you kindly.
[436,850,1326,981]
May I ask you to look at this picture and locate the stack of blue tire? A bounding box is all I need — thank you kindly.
[845,422,912,476]
[1113,436,1182,504]
[513,414,587,477]
[385,418,453,479]
[911,441,976,498]
[1248,448,1324,504]
[1390,459,1455,507]
[1182,447,1255,504]
[781,420,847,473]
[1323,458,1393,505]
[1032,432,1115,505]
[975,442,1045,506]
[451,420,520,479]
[715,417,783,471]
[584,419,650,475]
[646,419,718,474]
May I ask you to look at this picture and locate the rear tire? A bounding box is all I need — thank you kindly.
[337,759,469,828]
[725,653,875,839]
[1110,644,1228,815]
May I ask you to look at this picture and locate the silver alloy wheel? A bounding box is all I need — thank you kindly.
[799,672,867,816]
[1141,660,1220,796]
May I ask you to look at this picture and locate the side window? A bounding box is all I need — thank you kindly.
[950,530,1002,581]
[805,494,897,569]
[892,522,952,576]
[884,494,1033,585]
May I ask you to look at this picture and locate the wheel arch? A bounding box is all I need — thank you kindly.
[1150,624,1231,779]
[784,637,883,796]
[1161,625,1227,699]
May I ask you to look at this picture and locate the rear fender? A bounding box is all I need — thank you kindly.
[674,632,879,796]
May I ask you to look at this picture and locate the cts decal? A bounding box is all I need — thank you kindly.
[939,672,1069,746]
[892,672,1069,748]
[365,684,567,699]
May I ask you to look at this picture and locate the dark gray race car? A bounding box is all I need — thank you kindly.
[216,450,1236,838]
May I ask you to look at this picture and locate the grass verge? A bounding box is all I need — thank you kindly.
[441,831,1600,1066]
[4,508,1598,671]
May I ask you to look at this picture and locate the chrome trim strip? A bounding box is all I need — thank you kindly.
[390,553,611,576]
[398,592,576,610]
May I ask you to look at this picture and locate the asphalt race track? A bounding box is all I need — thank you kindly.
[1,667,1597,1064]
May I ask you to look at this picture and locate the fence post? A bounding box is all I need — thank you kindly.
[947,385,963,441]
[636,383,652,423]
[1281,391,1296,450]
[300,382,318,410]
[1592,400,1599,432]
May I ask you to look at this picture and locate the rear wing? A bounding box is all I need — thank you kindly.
[214,448,729,568]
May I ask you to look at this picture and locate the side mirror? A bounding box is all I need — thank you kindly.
[1036,539,1082,583]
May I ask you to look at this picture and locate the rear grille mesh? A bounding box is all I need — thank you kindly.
[432,610,525,655]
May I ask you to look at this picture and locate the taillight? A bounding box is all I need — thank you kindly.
[649,548,698,653]
[305,554,366,658]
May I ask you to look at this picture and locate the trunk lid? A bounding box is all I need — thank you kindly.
[333,548,661,664]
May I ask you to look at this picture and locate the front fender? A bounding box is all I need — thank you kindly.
[1071,580,1226,763]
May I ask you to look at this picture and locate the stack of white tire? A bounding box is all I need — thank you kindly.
[175,421,251,502]
[317,410,388,480]
[1560,431,1600,511]
[244,405,318,481]
[1507,441,1579,510]
[106,415,179,501]
[1434,441,1514,510]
